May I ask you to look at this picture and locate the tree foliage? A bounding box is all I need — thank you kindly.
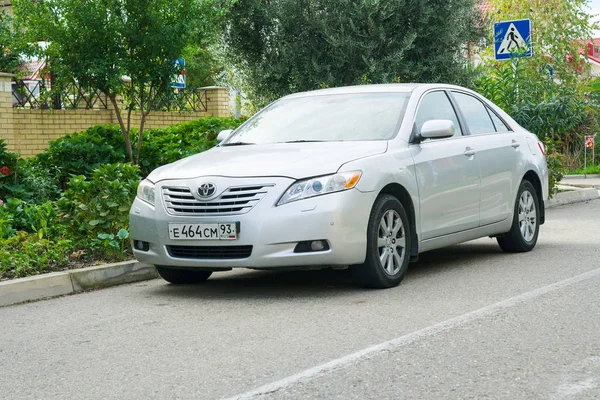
[0,12,21,74]
[11,0,218,164]
[225,0,485,104]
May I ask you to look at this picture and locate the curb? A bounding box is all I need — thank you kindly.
[0,261,157,308]
[563,174,600,179]
[547,188,600,209]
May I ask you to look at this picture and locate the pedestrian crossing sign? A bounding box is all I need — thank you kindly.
[172,58,186,89]
[494,19,533,60]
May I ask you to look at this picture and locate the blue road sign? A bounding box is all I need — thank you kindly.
[494,19,532,60]
[172,58,186,89]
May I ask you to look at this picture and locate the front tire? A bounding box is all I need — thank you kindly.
[155,266,212,284]
[351,195,412,288]
[497,180,540,253]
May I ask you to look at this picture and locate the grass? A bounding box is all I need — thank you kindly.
[566,164,600,175]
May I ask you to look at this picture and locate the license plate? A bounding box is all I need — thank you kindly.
[168,223,238,240]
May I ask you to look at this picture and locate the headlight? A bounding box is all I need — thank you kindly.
[277,171,362,206]
[137,179,155,206]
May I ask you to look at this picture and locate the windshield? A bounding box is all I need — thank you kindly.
[223,92,410,145]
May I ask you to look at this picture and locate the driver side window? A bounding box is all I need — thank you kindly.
[414,91,463,137]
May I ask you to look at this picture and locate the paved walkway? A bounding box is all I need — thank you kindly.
[561,176,600,189]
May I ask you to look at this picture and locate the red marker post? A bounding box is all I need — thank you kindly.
[585,135,595,169]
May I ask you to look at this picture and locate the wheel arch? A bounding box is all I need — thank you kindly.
[522,170,545,225]
[378,183,419,261]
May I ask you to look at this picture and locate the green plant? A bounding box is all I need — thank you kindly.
[542,138,565,195]
[14,159,62,203]
[0,139,19,198]
[92,229,130,260]
[0,210,16,240]
[34,125,128,189]
[0,198,64,238]
[567,164,600,175]
[0,232,74,279]
[58,163,140,242]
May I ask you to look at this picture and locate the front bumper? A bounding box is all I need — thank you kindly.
[129,176,374,269]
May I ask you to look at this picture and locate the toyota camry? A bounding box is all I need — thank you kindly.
[130,84,548,288]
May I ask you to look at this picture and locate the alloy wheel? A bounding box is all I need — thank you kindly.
[377,210,406,275]
[518,190,536,242]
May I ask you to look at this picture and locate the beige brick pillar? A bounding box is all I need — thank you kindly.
[202,86,230,117]
[0,73,16,154]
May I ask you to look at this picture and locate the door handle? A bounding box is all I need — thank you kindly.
[511,140,520,148]
[464,147,476,157]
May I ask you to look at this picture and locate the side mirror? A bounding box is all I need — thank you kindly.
[419,120,455,140]
[216,129,234,144]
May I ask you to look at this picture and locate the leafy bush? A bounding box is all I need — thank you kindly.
[0,139,20,199]
[58,163,141,242]
[34,125,128,189]
[0,232,74,280]
[0,198,65,239]
[92,229,131,260]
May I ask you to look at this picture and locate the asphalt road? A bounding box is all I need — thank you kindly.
[1,200,599,400]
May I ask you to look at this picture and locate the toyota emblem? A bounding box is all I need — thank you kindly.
[197,183,216,198]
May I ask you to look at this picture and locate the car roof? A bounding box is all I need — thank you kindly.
[283,83,467,99]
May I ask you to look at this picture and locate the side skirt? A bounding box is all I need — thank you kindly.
[419,219,513,253]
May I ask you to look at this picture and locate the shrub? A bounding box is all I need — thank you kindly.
[34,125,128,189]
[58,163,141,242]
[0,198,65,239]
[91,229,131,261]
[0,139,20,199]
[0,232,74,280]
[14,159,62,203]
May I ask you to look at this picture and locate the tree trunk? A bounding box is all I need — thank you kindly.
[108,94,134,163]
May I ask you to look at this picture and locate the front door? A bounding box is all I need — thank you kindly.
[410,91,481,240]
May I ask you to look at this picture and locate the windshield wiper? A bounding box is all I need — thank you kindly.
[283,140,326,143]
[221,142,255,146]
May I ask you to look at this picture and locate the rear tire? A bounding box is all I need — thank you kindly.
[497,180,540,253]
[351,195,412,288]
[155,266,212,284]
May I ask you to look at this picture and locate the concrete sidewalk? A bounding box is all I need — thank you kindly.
[561,175,600,189]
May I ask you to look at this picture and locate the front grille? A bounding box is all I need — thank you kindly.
[162,185,273,216]
[167,245,253,259]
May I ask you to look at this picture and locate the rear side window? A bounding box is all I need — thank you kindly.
[452,92,496,135]
[414,91,462,137]
[488,108,511,132]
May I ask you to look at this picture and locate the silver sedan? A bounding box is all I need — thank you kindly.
[130,84,548,288]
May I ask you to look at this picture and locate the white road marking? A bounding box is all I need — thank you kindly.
[224,267,600,400]
[556,378,597,399]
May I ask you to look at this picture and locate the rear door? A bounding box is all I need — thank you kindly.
[450,91,521,226]
[410,90,481,240]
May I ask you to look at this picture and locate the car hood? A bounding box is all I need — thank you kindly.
[147,141,388,182]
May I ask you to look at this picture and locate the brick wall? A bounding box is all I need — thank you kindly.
[0,74,230,157]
